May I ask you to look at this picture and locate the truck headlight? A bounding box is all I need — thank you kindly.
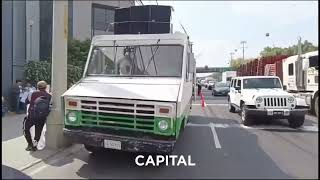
[158,120,169,131]
[288,97,295,103]
[256,97,263,103]
[67,111,77,122]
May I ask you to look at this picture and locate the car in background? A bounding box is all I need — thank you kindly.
[208,81,215,90]
[212,82,230,96]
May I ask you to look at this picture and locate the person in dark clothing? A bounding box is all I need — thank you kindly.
[23,81,52,151]
[197,80,202,96]
[11,80,22,113]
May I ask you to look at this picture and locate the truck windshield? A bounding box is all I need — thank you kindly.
[86,45,183,77]
[243,78,282,89]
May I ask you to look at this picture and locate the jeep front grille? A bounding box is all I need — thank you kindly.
[263,97,288,108]
[79,98,155,132]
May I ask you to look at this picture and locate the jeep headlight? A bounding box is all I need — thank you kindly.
[256,97,263,103]
[288,97,295,103]
[158,120,169,131]
[67,111,77,122]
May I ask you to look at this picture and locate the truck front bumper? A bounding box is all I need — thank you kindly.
[246,108,308,119]
[63,128,175,154]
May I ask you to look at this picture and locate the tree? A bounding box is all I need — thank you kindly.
[68,38,91,70]
[230,58,254,70]
[260,40,318,57]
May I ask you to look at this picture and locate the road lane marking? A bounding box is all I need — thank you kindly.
[187,123,318,132]
[209,123,222,149]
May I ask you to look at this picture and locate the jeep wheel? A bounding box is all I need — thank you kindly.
[241,105,252,126]
[228,101,236,113]
[288,116,305,128]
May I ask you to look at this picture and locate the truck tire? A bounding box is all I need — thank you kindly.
[228,101,236,113]
[288,116,305,128]
[241,104,252,126]
[315,96,319,118]
[84,144,104,154]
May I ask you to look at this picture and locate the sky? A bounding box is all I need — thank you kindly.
[142,1,318,68]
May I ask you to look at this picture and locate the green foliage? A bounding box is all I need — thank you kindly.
[25,61,84,88]
[24,38,90,88]
[260,40,318,57]
[25,61,52,85]
[230,58,254,70]
[68,38,91,70]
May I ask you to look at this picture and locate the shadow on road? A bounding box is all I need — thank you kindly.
[2,165,32,179]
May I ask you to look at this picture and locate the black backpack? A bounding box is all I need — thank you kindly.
[30,96,50,120]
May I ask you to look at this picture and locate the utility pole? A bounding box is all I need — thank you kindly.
[46,1,70,149]
[297,36,302,57]
[240,41,247,62]
[229,52,234,66]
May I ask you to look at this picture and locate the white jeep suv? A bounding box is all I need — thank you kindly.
[227,76,309,128]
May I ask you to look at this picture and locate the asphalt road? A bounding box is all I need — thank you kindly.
[23,89,318,179]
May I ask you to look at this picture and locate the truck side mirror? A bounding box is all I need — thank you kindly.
[283,86,287,91]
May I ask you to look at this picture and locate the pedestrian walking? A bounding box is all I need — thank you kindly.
[197,80,202,96]
[23,81,52,151]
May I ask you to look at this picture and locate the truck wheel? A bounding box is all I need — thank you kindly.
[241,105,252,126]
[315,96,319,118]
[84,144,104,154]
[228,101,236,113]
[288,116,305,128]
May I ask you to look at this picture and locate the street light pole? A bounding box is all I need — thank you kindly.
[46,1,70,149]
[240,41,247,61]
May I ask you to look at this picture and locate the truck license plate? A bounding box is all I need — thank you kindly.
[104,139,121,150]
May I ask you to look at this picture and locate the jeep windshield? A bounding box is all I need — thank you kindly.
[243,78,282,89]
[86,44,183,77]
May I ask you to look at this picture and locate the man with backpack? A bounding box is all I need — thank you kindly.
[23,81,52,151]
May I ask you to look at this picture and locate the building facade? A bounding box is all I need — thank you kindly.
[2,0,135,99]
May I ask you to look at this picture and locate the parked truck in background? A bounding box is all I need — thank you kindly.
[237,51,318,118]
[222,71,237,83]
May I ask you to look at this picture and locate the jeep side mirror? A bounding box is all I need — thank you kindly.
[283,85,287,91]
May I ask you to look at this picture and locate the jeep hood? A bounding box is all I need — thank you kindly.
[62,77,181,102]
[242,88,291,97]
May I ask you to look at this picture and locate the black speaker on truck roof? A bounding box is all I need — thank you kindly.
[114,5,172,34]
[115,7,131,22]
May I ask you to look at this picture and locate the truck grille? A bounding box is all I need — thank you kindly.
[263,97,288,108]
[79,98,155,132]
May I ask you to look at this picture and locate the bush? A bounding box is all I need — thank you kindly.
[25,61,84,88]
[24,38,90,88]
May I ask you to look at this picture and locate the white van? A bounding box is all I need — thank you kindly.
[62,32,196,154]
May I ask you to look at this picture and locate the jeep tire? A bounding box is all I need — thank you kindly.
[241,104,252,126]
[288,116,305,128]
[228,100,236,113]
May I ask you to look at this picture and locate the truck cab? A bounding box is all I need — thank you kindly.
[282,51,318,117]
[228,76,309,128]
[62,32,196,154]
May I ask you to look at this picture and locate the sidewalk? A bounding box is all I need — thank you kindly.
[2,113,66,176]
